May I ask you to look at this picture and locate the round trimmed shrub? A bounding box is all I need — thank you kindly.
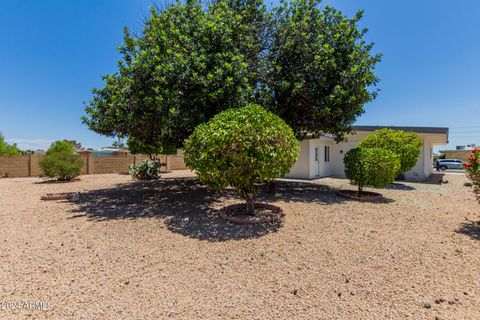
[344,147,400,196]
[184,104,299,214]
[359,128,422,174]
[39,141,84,181]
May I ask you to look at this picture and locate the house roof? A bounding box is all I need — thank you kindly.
[353,125,449,135]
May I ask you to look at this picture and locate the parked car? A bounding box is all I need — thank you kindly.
[435,159,464,171]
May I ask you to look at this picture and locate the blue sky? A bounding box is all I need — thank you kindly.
[0,0,479,151]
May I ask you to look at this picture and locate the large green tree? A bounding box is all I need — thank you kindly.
[84,0,380,149]
[83,0,267,150]
[266,0,381,141]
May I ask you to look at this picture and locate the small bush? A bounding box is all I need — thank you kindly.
[344,147,400,196]
[184,104,299,214]
[127,137,177,157]
[464,147,480,203]
[129,159,164,180]
[39,141,83,181]
[359,128,422,174]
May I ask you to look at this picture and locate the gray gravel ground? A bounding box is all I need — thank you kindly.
[0,171,479,319]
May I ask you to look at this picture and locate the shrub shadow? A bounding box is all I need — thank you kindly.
[456,221,480,241]
[262,181,395,204]
[68,178,387,241]
[34,178,81,184]
[260,181,346,205]
[68,177,280,242]
[408,173,445,185]
[338,195,395,204]
[384,183,415,191]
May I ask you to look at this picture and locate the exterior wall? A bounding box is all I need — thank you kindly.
[285,140,311,179]
[286,138,335,179]
[404,136,435,181]
[0,153,187,178]
[330,131,370,177]
[423,142,434,178]
[403,146,426,181]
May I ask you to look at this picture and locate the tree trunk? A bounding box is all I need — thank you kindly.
[244,193,256,215]
[358,185,363,198]
[268,181,277,195]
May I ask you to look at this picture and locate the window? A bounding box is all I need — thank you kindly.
[314,147,318,161]
[324,146,330,162]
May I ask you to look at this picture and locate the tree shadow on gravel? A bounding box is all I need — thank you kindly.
[68,177,281,242]
[67,178,363,241]
[456,221,480,241]
[259,181,346,205]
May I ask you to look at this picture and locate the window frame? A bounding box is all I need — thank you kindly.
[324,146,330,162]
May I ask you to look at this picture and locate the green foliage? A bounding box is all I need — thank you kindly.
[265,0,381,141]
[127,137,177,159]
[344,147,400,195]
[184,104,299,213]
[84,0,380,152]
[359,128,423,174]
[83,0,267,151]
[46,140,75,154]
[0,132,21,156]
[39,141,84,181]
[129,159,164,180]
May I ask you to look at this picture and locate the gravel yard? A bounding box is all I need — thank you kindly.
[1,171,479,319]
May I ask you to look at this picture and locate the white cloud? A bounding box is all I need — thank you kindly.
[6,138,53,151]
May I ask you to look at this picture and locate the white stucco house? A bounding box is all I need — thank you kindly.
[286,126,449,181]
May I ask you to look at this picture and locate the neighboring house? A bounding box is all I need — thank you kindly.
[93,146,129,156]
[286,126,449,181]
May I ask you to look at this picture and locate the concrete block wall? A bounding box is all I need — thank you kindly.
[0,155,30,177]
[442,150,474,161]
[0,152,187,178]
